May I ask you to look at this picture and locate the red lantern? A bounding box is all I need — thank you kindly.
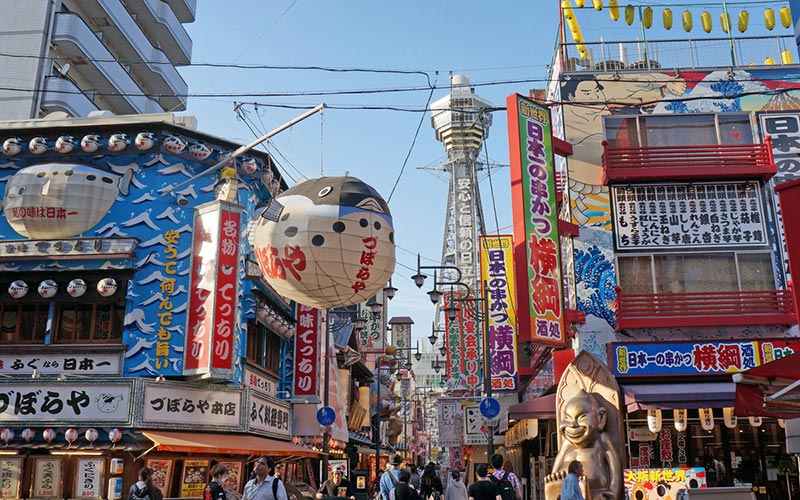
[43,428,56,443]
[65,428,78,447]
[21,428,35,442]
[0,428,13,445]
[108,428,122,444]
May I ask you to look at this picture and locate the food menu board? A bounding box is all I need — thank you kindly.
[75,459,104,498]
[32,458,62,499]
[146,459,173,497]
[0,458,21,499]
[219,462,243,493]
[180,460,209,498]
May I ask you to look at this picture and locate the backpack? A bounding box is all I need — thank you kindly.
[130,486,150,500]
[489,471,515,500]
[272,476,282,500]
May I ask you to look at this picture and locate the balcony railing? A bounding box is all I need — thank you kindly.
[615,286,798,329]
[602,138,777,183]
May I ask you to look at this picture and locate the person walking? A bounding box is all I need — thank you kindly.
[317,467,356,500]
[243,457,288,500]
[380,455,403,500]
[444,471,467,500]
[559,461,584,500]
[489,454,522,500]
[205,464,229,500]
[467,465,500,500]
[419,463,444,500]
[394,470,422,500]
[129,468,163,500]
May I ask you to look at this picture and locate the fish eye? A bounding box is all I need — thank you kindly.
[284,227,298,237]
[360,219,368,228]
[333,221,345,233]
[52,171,59,176]
[101,177,113,184]
[318,186,333,197]
[374,221,382,230]
[312,235,325,246]
[87,175,96,181]
[280,212,290,222]
[17,187,24,195]
[36,172,45,178]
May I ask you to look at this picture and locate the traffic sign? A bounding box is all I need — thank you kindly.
[479,397,500,419]
[317,406,336,426]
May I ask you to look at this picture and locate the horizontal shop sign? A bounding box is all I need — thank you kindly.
[0,382,132,423]
[0,351,122,376]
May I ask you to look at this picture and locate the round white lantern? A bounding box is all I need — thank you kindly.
[80,134,101,153]
[8,280,28,299]
[64,428,78,446]
[108,428,122,443]
[66,278,87,297]
[55,135,75,153]
[673,409,687,432]
[1,428,13,445]
[3,137,22,156]
[28,137,48,155]
[108,133,128,152]
[239,156,259,175]
[189,142,212,160]
[42,428,56,443]
[97,277,118,297]
[135,132,156,150]
[251,176,395,308]
[647,409,662,433]
[85,428,99,446]
[37,279,58,298]
[163,135,187,153]
[21,428,35,442]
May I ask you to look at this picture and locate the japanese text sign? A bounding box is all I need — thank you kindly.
[33,458,62,499]
[294,304,320,398]
[246,390,291,439]
[0,458,21,499]
[0,383,131,423]
[75,459,103,498]
[507,94,564,346]
[0,352,120,376]
[142,384,241,428]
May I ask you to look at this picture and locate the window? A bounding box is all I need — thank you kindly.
[605,113,755,148]
[617,252,775,294]
[54,302,124,343]
[247,320,282,375]
[0,304,48,343]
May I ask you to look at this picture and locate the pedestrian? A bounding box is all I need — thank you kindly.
[410,466,422,493]
[488,454,522,500]
[467,464,499,500]
[380,455,403,500]
[205,464,229,500]
[243,456,288,500]
[317,467,356,500]
[420,463,443,500]
[559,461,584,500]
[444,471,467,500]
[370,470,384,500]
[395,470,422,500]
[275,464,285,480]
[129,467,164,500]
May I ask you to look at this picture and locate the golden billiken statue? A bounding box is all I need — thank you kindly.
[544,390,621,500]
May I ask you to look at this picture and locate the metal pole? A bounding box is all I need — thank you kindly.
[322,310,331,482]
[483,279,494,457]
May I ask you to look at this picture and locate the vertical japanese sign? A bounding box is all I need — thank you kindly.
[391,321,412,364]
[460,297,481,390]
[294,304,320,398]
[184,201,241,377]
[444,294,465,386]
[75,459,103,498]
[0,458,21,499]
[479,235,519,391]
[33,458,62,499]
[507,94,565,346]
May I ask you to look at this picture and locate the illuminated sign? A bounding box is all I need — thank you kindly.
[294,305,320,399]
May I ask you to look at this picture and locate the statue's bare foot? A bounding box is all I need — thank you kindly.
[544,470,567,483]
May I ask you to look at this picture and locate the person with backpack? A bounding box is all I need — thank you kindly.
[419,463,443,500]
[488,454,521,500]
[243,456,287,500]
[467,464,499,500]
[129,468,164,500]
[394,470,421,500]
[205,464,229,500]
[379,455,403,500]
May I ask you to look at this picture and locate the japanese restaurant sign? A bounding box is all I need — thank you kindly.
[246,390,291,439]
[611,339,797,377]
[141,384,241,428]
[611,182,766,249]
[33,458,62,499]
[294,304,320,399]
[479,235,519,391]
[624,468,706,498]
[180,460,208,498]
[444,293,465,388]
[0,458,21,499]
[0,383,132,423]
[0,352,121,376]
[507,94,564,345]
[75,459,103,498]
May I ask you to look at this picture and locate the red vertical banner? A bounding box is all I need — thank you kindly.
[294,304,320,398]
[211,208,240,371]
[444,294,465,385]
[460,296,480,390]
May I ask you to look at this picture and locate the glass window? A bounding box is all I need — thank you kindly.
[604,113,753,147]
[718,114,754,144]
[247,320,282,375]
[605,116,640,148]
[738,253,775,290]
[643,114,717,147]
[54,302,123,343]
[617,255,652,294]
[0,304,48,343]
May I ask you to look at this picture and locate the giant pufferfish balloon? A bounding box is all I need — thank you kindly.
[251,176,395,309]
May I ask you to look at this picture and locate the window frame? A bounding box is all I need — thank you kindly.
[603,112,757,149]
[246,319,282,376]
[52,301,125,344]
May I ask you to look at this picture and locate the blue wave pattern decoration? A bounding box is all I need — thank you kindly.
[573,244,617,328]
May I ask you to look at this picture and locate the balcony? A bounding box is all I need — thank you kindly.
[116,0,192,65]
[52,13,161,114]
[615,286,798,329]
[602,138,777,184]
[41,76,99,118]
[163,0,196,23]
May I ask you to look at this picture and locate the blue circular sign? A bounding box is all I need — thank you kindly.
[317,406,336,426]
[480,397,500,419]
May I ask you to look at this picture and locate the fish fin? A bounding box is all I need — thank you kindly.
[118,169,134,196]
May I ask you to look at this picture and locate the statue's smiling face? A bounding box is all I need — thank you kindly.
[559,390,606,448]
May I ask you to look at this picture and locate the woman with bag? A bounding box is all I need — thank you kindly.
[419,464,443,500]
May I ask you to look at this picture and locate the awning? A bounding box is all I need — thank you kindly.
[142,431,321,458]
[348,431,374,446]
[623,382,736,412]
[734,351,800,418]
[508,394,556,420]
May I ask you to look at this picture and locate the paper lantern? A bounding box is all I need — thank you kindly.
[1,428,13,445]
[8,280,28,299]
[239,156,260,175]
[781,6,792,28]
[65,428,78,446]
[647,409,662,433]
[251,176,395,308]
[701,11,713,32]
[97,278,118,297]
[720,12,731,33]
[55,135,75,154]
[108,133,128,152]
[21,428,35,442]
[81,134,101,153]
[673,409,687,432]
[37,279,58,298]
[642,7,653,28]
[683,10,693,31]
[779,419,786,429]
[135,132,157,150]
[624,5,635,25]
[723,407,738,428]
[592,0,602,11]
[663,8,673,29]
[163,135,187,153]
[749,416,762,427]
[738,10,749,32]
[3,137,22,156]
[607,0,619,20]
[29,137,47,155]
[67,278,87,298]
[3,162,134,239]
[699,408,715,431]
[189,142,212,161]
[43,428,56,443]
[85,428,99,447]
[108,428,122,443]
[765,8,776,30]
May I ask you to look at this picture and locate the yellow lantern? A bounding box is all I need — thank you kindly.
[765,56,776,65]
[643,7,653,28]
[765,8,776,30]
[625,5,635,25]
[720,12,731,33]
[780,6,792,28]
[592,0,603,11]
[574,0,585,7]
[663,8,673,29]
[783,50,794,64]
[738,11,749,32]
[683,10,693,32]
[608,0,620,20]
[701,11,712,32]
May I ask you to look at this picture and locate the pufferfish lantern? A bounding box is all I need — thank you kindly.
[251,176,395,309]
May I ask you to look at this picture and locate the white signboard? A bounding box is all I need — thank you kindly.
[0,383,131,423]
[75,459,104,498]
[244,368,278,398]
[0,352,121,376]
[0,458,21,499]
[246,391,291,439]
[142,384,241,428]
[438,401,463,448]
[463,404,488,446]
[612,182,766,249]
[32,458,62,499]
[761,113,800,183]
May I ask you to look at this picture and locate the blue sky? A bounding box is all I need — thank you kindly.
[178,1,561,340]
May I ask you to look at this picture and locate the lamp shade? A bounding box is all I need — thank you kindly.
[647,409,662,433]
[749,416,763,427]
[699,408,715,431]
[673,409,687,432]
[252,176,395,308]
[723,407,738,428]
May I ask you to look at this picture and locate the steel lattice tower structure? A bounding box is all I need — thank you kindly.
[430,74,493,305]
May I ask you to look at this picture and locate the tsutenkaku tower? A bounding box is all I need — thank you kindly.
[430,74,493,300]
